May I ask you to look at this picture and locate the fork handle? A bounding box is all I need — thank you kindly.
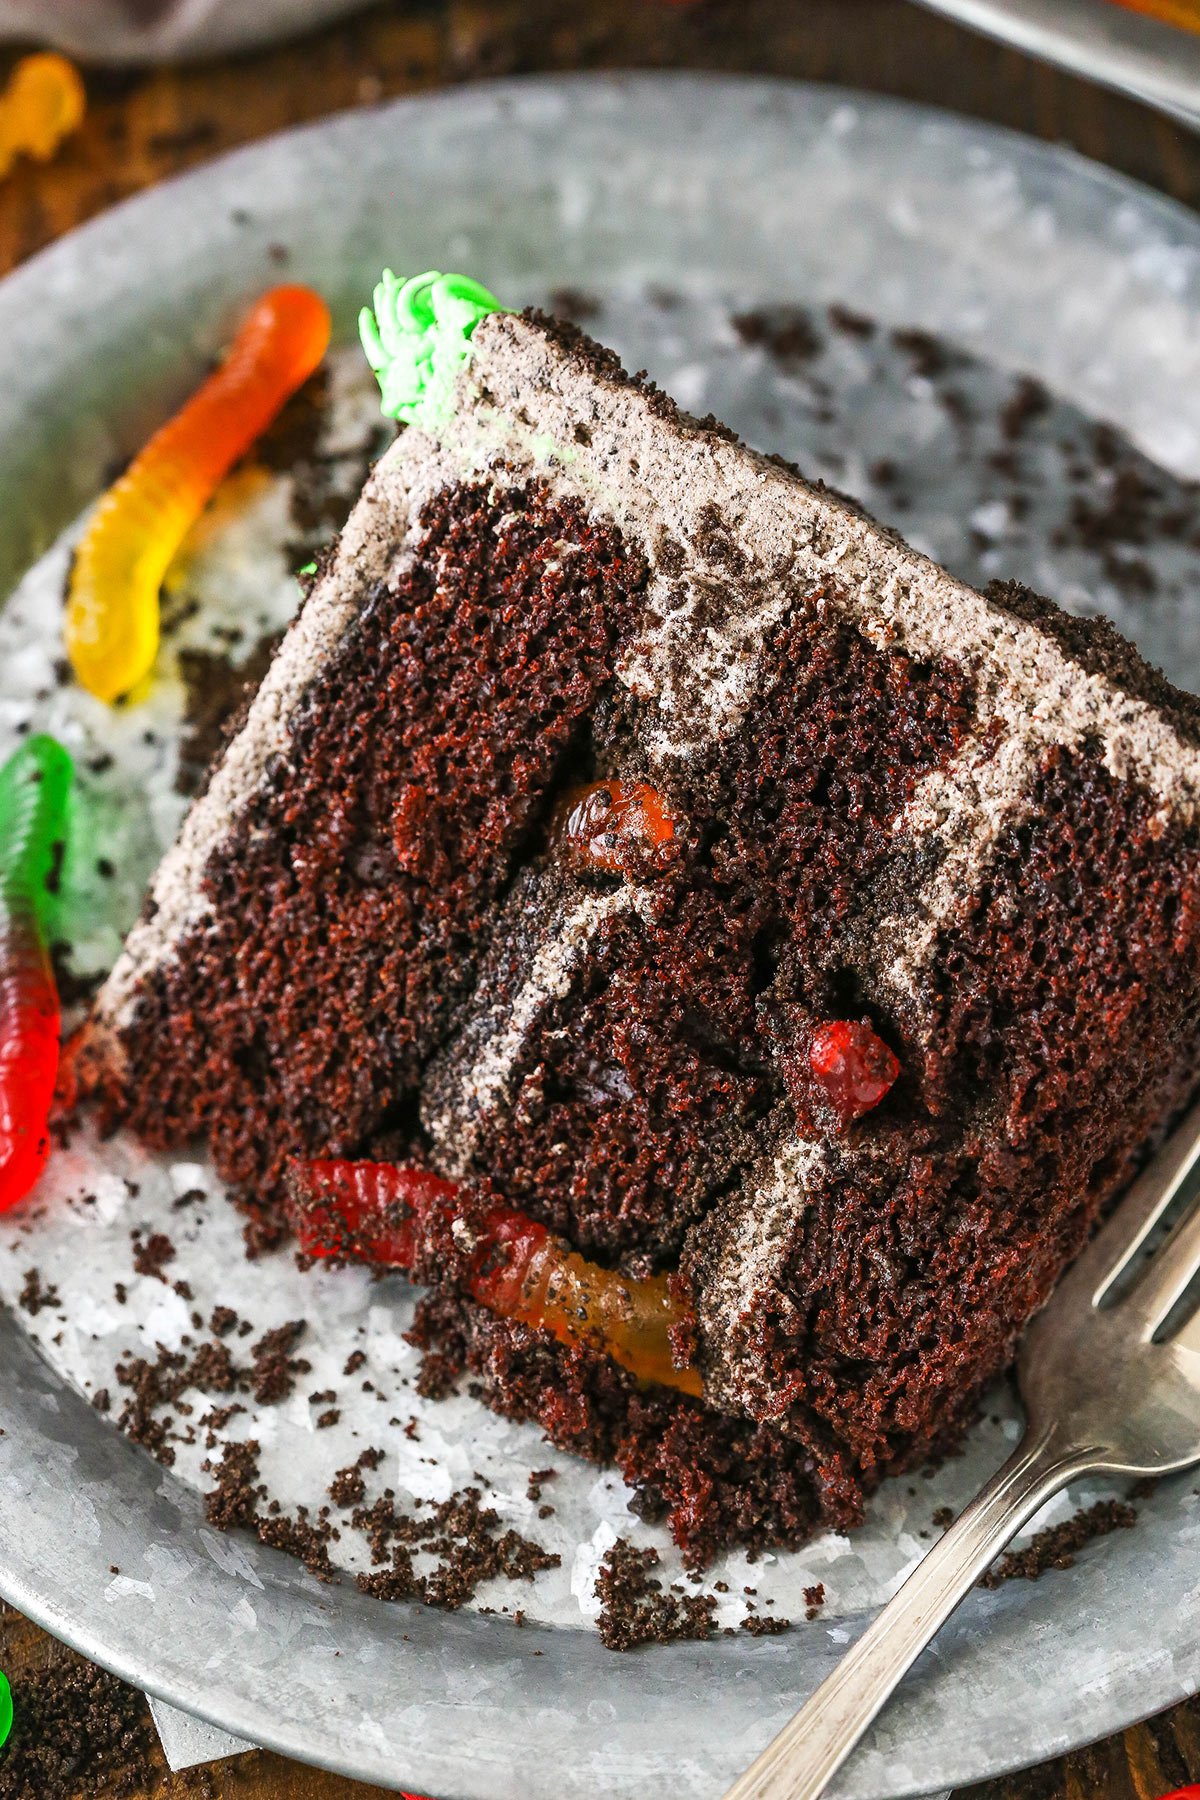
[721,1424,1099,1800]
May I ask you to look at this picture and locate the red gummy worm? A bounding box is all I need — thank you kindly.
[0,735,73,1212]
[287,1159,702,1396]
[287,1158,455,1265]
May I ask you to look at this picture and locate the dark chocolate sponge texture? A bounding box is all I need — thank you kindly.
[84,308,1200,1558]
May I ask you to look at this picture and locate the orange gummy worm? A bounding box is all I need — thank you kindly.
[504,1233,704,1397]
[0,54,85,178]
[1108,0,1200,25]
[288,1159,704,1399]
[65,284,331,704]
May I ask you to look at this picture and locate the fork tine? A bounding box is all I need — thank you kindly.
[1124,1194,1200,1340]
[1168,1301,1200,1360]
[1083,1097,1200,1311]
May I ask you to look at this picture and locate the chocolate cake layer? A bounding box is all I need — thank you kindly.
[422,597,976,1271]
[85,306,1200,1557]
[407,1287,856,1569]
[85,474,646,1200]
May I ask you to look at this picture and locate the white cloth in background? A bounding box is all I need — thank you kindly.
[146,1697,253,1773]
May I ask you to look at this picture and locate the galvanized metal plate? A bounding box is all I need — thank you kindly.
[2,75,1200,1800]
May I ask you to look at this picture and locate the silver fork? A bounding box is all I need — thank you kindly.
[722,1098,1200,1800]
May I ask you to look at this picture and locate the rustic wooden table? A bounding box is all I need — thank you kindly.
[1,2,1198,1796]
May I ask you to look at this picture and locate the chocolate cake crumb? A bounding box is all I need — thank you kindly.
[0,1636,165,1799]
[17,1270,58,1317]
[414,1349,460,1401]
[351,1486,559,1612]
[113,1345,186,1463]
[131,1231,175,1281]
[198,1402,244,1446]
[732,307,822,364]
[594,1539,717,1652]
[249,1319,310,1405]
[327,1447,387,1510]
[255,1505,336,1581]
[803,1582,826,1621]
[197,1437,337,1579]
[315,1408,340,1429]
[1000,373,1050,440]
[343,1348,367,1375]
[548,287,601,322]
[252,365,328,475]
[186,1341,239,1394]
[328,1461,368,1510]
[209,1305,238,1337]
[203,1438,264,1532]
[111,1313,314,1466]
[891,325,955,378]
[979,1499,1137,1588]
[740,1614,792,1636]
[828,302,876,339]
[527,1467,558,1502]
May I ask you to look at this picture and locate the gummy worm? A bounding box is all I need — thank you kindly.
[65,284,331,704]
[0,735,73,1212]
[1109,0,1200,26]
[0,54,85,180]
[560,779,677,877]
[286,1160,703,1398]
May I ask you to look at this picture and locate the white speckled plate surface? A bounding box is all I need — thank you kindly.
[2,73,1200,1800]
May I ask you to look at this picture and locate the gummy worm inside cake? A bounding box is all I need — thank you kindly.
[77,284,1200,1565]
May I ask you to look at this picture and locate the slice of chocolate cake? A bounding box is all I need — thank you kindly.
[81,273,1200,1563]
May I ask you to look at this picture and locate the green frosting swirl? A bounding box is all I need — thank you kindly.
[359,270,508,426]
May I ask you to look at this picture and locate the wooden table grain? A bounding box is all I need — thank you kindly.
[0,3,1198,1796]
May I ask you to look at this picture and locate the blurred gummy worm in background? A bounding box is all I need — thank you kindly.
[1109,0,1200,25]
[0,52,83,179]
